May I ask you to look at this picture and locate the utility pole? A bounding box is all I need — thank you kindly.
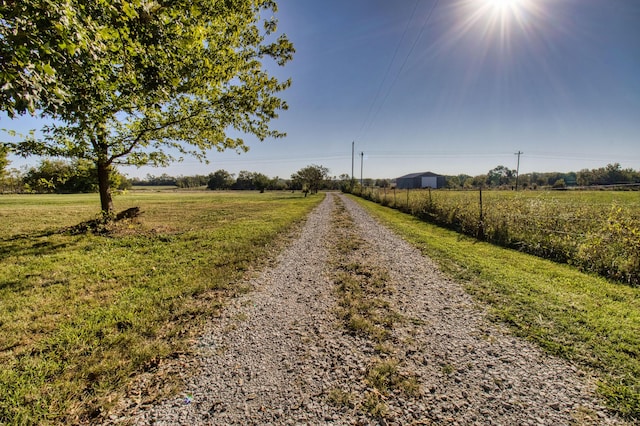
[515,150,523,191]
[360,151,364,187]
[351,141,354,182]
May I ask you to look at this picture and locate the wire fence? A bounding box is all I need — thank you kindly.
[352,187,640,286]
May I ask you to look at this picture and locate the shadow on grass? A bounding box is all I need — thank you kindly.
[0,235,75,261]
[0,207,142,261]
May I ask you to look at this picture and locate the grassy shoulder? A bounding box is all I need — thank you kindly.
[0,191,323,425]
[348,195,640,420]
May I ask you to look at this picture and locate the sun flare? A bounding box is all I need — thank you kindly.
[427,0,551,67]
[483,0,526,12]
[476,0,533,23]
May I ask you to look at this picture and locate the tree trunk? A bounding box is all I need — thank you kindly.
[97,160,114,214]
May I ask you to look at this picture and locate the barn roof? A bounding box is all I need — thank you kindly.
[396,171,441,179]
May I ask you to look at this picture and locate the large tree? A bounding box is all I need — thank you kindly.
[486,165,515,187]
[207,169,235,190]
[5,0,294,213]
[291,164,329,194]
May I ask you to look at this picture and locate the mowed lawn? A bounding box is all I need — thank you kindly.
[0,191,323,425]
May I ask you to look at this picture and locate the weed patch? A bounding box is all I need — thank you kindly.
[362,391,388,418]
[330,200,399,343]
[327,388,355,408]
[367,359,420,397]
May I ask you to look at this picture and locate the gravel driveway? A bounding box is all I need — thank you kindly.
[115,193,625,425]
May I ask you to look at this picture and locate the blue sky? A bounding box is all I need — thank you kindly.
[4,0,640,180]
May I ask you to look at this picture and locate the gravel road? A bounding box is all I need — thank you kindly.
[113,193,625,425]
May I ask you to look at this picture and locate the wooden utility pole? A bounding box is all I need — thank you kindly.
[515,150,523,191]
[351,141,354,182]
[360,151,364,187]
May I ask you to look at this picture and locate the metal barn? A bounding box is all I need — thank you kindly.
[396,172,445,189]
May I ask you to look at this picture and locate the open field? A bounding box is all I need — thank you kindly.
[350,194,640,419]
[0,191,323,424]
[356,188,640,285]
[2,190,638,422]
[129,185,182,191]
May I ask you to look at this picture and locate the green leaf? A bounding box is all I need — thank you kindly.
[42,64,55,76]
[121,2,138,19]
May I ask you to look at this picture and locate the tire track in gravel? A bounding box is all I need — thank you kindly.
[113,193,627,425]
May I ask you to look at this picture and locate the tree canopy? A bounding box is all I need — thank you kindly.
[0,0,103,116]
[4,0,294,213]
[291,164,329,194]
[486,165,515,187]
[207,169,235,190]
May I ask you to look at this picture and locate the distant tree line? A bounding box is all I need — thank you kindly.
[444,163,640,190]
[0,155,338,195]
[2,151,638,194]
[128,165,336,194]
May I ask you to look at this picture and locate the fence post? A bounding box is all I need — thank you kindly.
[407,189,410,210]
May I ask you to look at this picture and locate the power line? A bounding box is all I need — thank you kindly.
[357,0,422,141]
[359,0,441,145]
[525,152,640,162]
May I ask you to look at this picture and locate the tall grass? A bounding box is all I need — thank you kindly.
[353,188,640,285]
[0,191,323,424]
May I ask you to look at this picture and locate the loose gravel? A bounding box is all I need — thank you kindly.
[110,193,627,425]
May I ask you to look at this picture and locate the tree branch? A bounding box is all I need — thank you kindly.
[108,109,204,164]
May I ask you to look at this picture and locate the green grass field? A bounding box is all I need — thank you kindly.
[351,194,640,420]
[0,191,323,424]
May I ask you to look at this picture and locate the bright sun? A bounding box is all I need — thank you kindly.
[472,0,536,32]
[479,0,531,18]
[441,0,547,53]
[483,0,525,11]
